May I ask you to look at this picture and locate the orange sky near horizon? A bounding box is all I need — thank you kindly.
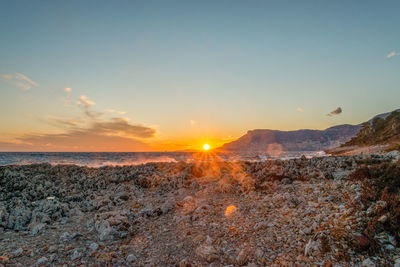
[1,1,399,152]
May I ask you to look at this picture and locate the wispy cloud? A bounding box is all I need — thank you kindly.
[296,107,304,113]
[327,107,342,116]
[190,120,196,126]
[77,95,95,107]
[387,51,400,59]
[42,115,82,127]
[64,87,71,92]
[77,95,100,118]
[1,72,38,90]
[107,109,127,115]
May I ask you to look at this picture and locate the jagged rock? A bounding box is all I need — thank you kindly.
[60,232,70,242]
[126,254,137,263]
[378,215,388,223]
[161,198,176,214]
[236,248,248,265]
[70,249,82,260]
[353,233,370,248]
[366,201,387,216]
[94,210,134,241]
[48,245,57,253]
[394,258,400,267]
[29,222,46,235]
[196,244,218,263]
[36,257,48,265]
[13,248,23,257]
[361,258,376,267]
[89,242,99,252]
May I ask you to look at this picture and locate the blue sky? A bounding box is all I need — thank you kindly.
[0,0,399,151]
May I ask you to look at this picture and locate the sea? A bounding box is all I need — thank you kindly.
[0,151,327,167]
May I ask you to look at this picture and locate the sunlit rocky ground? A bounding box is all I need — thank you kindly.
[1,152,400,266]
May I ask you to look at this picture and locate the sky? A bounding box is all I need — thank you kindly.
[0,0,399,151]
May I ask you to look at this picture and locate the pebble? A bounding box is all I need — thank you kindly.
[36,257,48,265]
[361,258,376,267]
[196,244,218,263]
[378,215,388,223]
[70,249,82,260]
[13,248,23,257]
[126,254,137,263]
[89,242,99,252]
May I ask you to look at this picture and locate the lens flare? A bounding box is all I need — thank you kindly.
[225,205,237,217]
[203,144,210,151]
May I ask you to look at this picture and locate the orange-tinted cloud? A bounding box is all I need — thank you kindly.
[10,118,156,152]
[77,95,102,119]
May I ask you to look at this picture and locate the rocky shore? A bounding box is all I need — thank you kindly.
[1,153,400,266]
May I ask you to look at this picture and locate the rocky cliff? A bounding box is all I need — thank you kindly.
[219,109,400,152]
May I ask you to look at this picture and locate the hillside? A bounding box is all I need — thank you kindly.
[343,110,400,147]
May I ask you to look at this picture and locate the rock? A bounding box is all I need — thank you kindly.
[0,256,9,263]
[48,245,57,253]
[95,220,113,241]
[254,221,268,230]
[386,244,395,250]
[89,242,99,252]
[332,170,350,180]
[361,258,376,267]
[254,248,264,259]
[394,258,400,267]
[182,196,197,214]
[94,210,134,240]
[304,239,321,256]
[36,257,48,265]
[179,258,190,267]
[3,200,32,230]
[13,248,23,257]
[304,226,312,235]
[161,198,176,214]
[49,254,56,262]
[60,232,70,241]
[378,215,388,223]
[29,222,46,235]
[69,232,82,239]
[353,234,370,248]
[196,244,218,263]
[366,201,387,216]
[385,150,400,161]
[70,249,82,260]
[236,248,248,265]
[126,254,137,263]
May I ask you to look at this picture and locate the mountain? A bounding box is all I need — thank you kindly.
[343,110,400,147]
[219,109,400,153]
[220,124,361,152]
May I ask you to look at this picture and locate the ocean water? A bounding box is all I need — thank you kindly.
[0,151,326,167]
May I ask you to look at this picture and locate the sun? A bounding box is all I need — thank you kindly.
[203,144,210,151]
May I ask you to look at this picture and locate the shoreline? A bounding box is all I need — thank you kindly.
[1,154,400,266]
